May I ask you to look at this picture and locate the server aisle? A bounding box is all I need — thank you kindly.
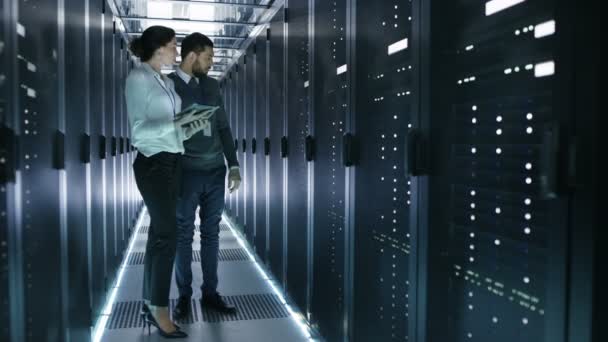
[97,208,319,342]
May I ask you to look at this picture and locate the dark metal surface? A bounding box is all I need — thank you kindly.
[65,1,93,340]
[245,46,256,247]
[352,1,413,341]
[310,1,348,340]
[253,33,268,262]
[237,56,246,228]
[16,0,63,339]
[267,8,285,287]
[423,1,585,341]
[285,0,311,316]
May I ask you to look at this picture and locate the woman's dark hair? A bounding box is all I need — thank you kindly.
[180,32,214,60]
[129,26,176,62]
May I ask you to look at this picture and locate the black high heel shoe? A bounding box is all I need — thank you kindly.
[141,303,181,330]
[144,311,188,338]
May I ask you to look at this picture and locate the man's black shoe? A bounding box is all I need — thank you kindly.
[201,293,237,314]
[172,296,191,319]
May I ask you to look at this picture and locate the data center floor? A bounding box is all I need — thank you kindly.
[99,211,314,342]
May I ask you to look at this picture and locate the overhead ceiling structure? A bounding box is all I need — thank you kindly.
[110,0,280,79]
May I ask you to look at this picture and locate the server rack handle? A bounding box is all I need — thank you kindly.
[53,130,65,170]
[242,139,247,153]
[343,133,358,167]
[305,135,316,161]
[281,136,289,158]
[252,138,257,154]
[99,135,107,160]
[234,139,239,152]
[81,133,91,164]
[111,136,117,157]
[406,129,428,176]
[264,137,271,156]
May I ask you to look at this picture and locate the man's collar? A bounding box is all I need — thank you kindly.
[176,66,198,84]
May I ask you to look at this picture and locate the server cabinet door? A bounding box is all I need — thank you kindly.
[1,0,17,340]
[18,0,63,339]
[117,39,126,248]
[426,1,577,342]
[268,9,286,286]
[64,1,92,339]
[225,74,234,216]
[285,0,311,315]
[254,35,269,262]
[103,10,118,283]
[113,33,125,255]
[232,70,241,225]
[221,72,233,216]
[238,56,247,230]
[124,56,133,232]
[245,48,256,246]
[88,0,106,322]
[234,61,246,227]
[352,1,414,341]
[311,1,349,340]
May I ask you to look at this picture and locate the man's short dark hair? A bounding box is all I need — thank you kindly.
[180,33,214,60]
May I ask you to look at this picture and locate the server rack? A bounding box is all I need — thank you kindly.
[252,34,269,261]
[352,1,413,341]
[221,1,598,342]
[285,0,312,316]
[245,46,256,248]
[267,8,286,288]
[0,1,142,340]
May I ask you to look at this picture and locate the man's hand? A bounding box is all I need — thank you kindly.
[228,168,241,193]
[183,118,208,140]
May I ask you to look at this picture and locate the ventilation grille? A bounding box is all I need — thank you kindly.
[201,294,289,323]
[192,248,250,262]
[128,249,248,265]
[127,252,145,265]
[107,301,145,329]
[139,224,229,234]
[107,294,288,329]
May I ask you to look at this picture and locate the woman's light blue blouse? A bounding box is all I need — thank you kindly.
[125,63,185,157]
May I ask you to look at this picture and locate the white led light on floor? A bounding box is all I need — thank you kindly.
[485,0,526,16]
[222,214,317,341]
[92,208,147,342]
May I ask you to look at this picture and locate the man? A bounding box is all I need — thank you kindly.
[168,33,241,318]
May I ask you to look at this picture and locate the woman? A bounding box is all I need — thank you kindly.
[126,25,207,338]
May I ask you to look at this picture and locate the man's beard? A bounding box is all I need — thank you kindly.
[193,62,207,77]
